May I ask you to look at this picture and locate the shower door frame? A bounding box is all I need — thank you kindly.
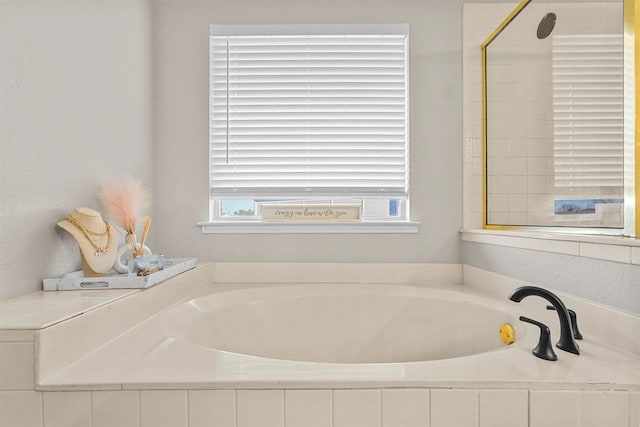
[481,0,638,238]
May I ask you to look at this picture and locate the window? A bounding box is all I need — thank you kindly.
[208,24,410,223]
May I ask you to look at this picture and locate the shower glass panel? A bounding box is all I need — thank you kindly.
[484,2,624,230]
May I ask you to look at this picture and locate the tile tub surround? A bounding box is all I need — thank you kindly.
[1,388,637,427]
[0,263,638,427]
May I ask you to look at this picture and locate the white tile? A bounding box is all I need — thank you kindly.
[527,176,546,194]
[579,243,630,263]
[472,138,482,157]
[578,391,628,427]
[381,389,429,427]
[285,390,332,427]
[488,194,509,211]
[188,390,235,427]
[527,120,547,139]
[92,390,139,427]
[0,330,35,343]
[43,391,91,427]
[461,232,542,251]
[472,156,482,176]
[508,194,528,212]
[479,390,527,427]
[140,390,187,427]
[0,391,42,427]
[430,389,478,427]
[527,157,546,175]
[333,389,381,427]
[502,236,543,251]
[542,239,580,256]
[530,390,579,427]
[236,389,283,427]
[632,247,640,265]
[488,176,509,194]
[528,139,546,156]
[526,194,548,213]
[0,342,35,390]
[488,212,509,225]
[508,212,527,225]
[630,392,640,427]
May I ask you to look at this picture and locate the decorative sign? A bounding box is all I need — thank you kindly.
[261,205,361,222]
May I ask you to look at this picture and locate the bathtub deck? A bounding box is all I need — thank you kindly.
[36,284,640,392]
[6,263,634,392]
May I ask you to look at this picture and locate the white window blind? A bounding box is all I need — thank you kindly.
[552,34,624,191]
[209,24,409,199]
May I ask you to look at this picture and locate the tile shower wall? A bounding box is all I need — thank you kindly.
[484,11,554,227]
[463,3,513,229]
[463,3,622,228]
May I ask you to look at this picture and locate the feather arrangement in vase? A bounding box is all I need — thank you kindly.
[98,175,151,258]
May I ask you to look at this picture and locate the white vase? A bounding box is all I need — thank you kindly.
[112,234,152,274]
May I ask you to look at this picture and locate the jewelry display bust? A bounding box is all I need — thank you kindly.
[57,207,117,276]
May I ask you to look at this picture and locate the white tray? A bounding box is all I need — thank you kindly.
[42,258,197,291]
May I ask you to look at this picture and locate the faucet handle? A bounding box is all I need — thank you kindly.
[546,306,583,340]
[519,316,558,361]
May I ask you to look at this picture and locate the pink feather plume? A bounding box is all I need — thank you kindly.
[98,176,151,235]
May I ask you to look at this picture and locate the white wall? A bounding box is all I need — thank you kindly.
[152,0,477,264]
[1,0,621,299]
[0,0,154,299]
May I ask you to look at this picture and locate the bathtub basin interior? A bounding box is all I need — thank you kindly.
[161,284,519,364]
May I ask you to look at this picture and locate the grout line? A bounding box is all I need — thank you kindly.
[527,389,531,426]
[186,389,190,427]
[428,388,432,427]
[331,389,335,427]
[40,390,44,427]
[329,389,334,427]
[378,389,382,427]
[426,389,430,426]
[626,391,630,427]
[378,388,383,427]
[89,390,93,427]
[476,389,480,427]
[233,389,237,427]
[282,389,286,427]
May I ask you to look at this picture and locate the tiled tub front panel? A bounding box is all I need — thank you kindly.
[0,341,36,391]
[2,265,639,427]
[1,388,638,427]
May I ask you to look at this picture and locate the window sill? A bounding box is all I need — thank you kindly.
[461,228,640,265]
[198,220,420,234]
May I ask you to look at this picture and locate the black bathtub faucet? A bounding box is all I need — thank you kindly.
[508,285,580,355]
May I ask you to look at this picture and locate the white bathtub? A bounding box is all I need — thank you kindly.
[160,284,519,364]
[36,264,640,391]
[29,263,640,427]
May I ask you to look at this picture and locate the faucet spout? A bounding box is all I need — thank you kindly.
[508,285,580,355]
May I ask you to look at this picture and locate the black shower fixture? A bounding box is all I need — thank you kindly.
[537,12,556,39]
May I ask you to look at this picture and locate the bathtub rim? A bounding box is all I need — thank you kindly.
[34,267,640,392]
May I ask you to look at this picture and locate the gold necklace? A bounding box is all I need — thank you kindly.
[66,215,112,256]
